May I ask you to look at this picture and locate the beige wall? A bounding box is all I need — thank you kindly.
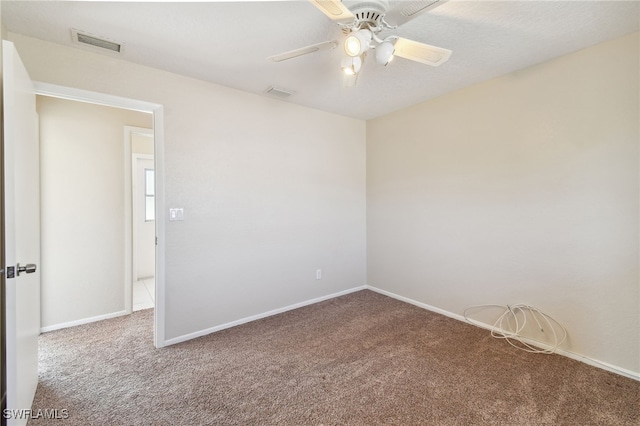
[12,33,367,341]
[132,133,153,155]
[37,95,152,328]
[367,32,639,374]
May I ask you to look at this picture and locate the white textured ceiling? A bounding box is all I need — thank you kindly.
[2,1,639,120]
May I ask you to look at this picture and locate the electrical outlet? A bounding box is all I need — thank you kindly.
[316,269,322,280]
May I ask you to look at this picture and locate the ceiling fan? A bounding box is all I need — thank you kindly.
[268,0,452,85]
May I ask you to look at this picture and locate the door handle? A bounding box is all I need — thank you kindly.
[17,263,37,276]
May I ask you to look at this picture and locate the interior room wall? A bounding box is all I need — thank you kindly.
[37,95,152,329]
[367,32,639,374]
[11,33,367,341]
[132,133,153,155]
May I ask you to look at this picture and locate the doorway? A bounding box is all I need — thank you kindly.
[38,95,155,332]
[34,82,166,348]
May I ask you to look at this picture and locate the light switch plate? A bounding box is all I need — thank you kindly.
[169,208,184,221]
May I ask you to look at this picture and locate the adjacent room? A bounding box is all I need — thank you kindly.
[1,1,638,425]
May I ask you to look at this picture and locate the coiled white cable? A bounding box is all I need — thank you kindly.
[463,304,567,354]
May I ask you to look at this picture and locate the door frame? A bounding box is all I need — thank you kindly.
[34,82,167,348]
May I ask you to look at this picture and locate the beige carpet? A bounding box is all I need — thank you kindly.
[28,290,639,425]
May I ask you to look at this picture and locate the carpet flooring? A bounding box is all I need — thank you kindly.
[28,290,639,425]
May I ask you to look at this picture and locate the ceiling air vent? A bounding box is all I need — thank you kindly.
[71,29,122,53]
[265,86,295,98]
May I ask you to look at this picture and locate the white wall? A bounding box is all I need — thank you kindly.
[367,32,639,374]
[132,133,153,155]
[37,95,152,328]
[11,33,367,341]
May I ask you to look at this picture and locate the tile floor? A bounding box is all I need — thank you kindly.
[133,278,155,311]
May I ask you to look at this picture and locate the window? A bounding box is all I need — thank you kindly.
[145,168,155,221]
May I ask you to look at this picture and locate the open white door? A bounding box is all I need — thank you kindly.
[3,40,40,426]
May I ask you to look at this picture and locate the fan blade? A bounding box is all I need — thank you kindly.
[393,37,451,66]
[268,40,339,62]
[384,0,448,27]
[309,0,355,24]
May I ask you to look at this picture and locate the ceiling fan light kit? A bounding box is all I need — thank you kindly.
[341,55,363,75]
[375,39,395,65]
[344,28,372,57]
[269,0,452,86]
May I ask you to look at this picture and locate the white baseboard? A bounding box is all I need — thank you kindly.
[164,286,368,346]
[366,285,640,382]
[551,347,640,381]
[40,310,128,333]
[366,286,468,323]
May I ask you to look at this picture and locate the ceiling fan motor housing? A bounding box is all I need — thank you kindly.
[344,0,389,31]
